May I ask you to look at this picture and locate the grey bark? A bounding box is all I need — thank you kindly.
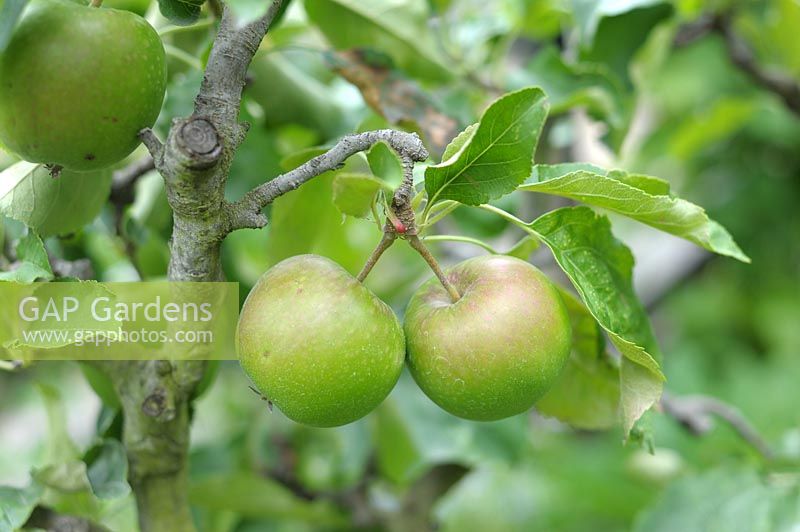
[231,129,428,230]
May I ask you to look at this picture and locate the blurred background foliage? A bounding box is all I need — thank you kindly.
[1,0,799,530]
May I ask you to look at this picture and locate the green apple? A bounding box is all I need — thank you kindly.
[0,0,166,171]
[237,255,405,427]
[404,255,572,421]
[103,0,151,15]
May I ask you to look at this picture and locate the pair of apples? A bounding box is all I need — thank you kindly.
[237,254,573,427]
[3,1,573,427]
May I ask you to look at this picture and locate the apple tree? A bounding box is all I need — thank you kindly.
[1,0,798,531]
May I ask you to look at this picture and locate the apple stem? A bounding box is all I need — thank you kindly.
[89,0,103,7]
[357,230,397,283]
[407,235,461,302]
[375,153,461,302]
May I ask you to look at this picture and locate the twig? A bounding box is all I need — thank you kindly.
[109,156,156,259]
[389,153,417,232]
[363,147,460,301]
[25,506,109,531]
[716,14,800,116]
[674,12,800,116]
[138,129,164,161]
[50,257,94,280]
[111,156,155,206]
[661,391,774,460]
[230,130,427,231]
[357,230,396,282]
[673,13,716,47]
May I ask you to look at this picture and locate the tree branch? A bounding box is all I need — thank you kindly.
[229,129,427,231]
[674,13,800,116]
[110,155,155,207]
[716,14,800,116]
[194,0,283,139]
[95,359,204,532]
[25,506,109,531]
[98,5,287,531]
[138,129,164,162]
[50,257,94,280]
[661,391,774,460]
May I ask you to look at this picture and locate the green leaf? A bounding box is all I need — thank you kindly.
[504,235,540,259]
[375,373,528,485]
[521,166,750,263]
[81,226,140,282]
[526,207,664,435]
[264,147,372,274]
[0,231,53,283]
[248,51,346,139]
[226,0,272,25]
[292,421,371,492]
[439,123,477,162]
[667,97,756,160]
[304,0,453,82]
[434,464,541,531]
[0,162,113,237]
[536,288,620,430]
[606,169,670,196]
[28,384,106,517]
[332,172,391,219]
[425,88,548,207]
[579,2,673,86]
[7,388,133,529]
[237,0,293,29]
[0,0,29,51]
[0,482,43,532]
[38,383,80,463]
[739,0,800,78]
[157,0,204,26]
[33,461,91,493]
[85,440,130,500]
[573,0,664,46]
[29,460,127,527]
[189,472,347,526]
[634,468,800,532]
[367,141,404,188]
[529,162,607,180]
[517,46,626,127]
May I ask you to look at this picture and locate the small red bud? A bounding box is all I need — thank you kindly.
[393,220,407,233]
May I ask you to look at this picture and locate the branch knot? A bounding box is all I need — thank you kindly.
[174,117,223,170]
[141,386,175,421]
